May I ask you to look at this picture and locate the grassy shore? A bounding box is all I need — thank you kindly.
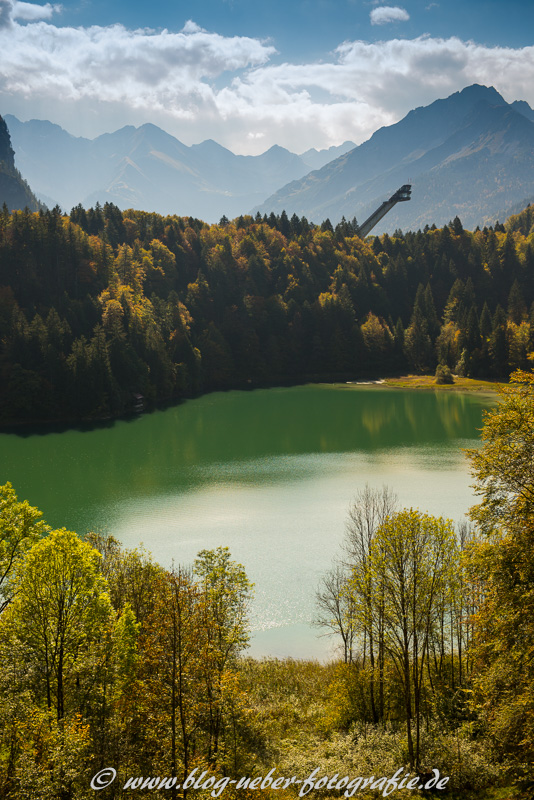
[239,657,513,799]
[382,374,501,392]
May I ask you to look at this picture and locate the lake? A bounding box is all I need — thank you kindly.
[0,384,494,660]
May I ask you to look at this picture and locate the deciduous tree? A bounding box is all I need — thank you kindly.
[0,482,48,613]
[4,528,113,721]
[193,547,253,765]
[367,509,457,768]
[467,365,534,533]
[466,365,534,778]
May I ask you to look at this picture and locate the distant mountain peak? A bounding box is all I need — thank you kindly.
[510,99,534,121]
[110,125,136,135]
[192,139,233,154]
[299,140,357,171]
[408,84,507,122]
[456,83,506,104]
[138,122,162,132]
[136,122,183,143]
[4,115,88,144]
[263,144,292,154]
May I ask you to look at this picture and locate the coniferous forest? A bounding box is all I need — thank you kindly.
[1,201,534,425]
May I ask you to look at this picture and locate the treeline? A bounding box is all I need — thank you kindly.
[1,201,534,423]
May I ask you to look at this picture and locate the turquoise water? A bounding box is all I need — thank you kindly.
[0,384,493,659]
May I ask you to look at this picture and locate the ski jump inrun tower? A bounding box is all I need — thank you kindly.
[356,184,412,238]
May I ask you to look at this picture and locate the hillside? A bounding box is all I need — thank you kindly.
[0,115,40,212]
[253,84,534,233]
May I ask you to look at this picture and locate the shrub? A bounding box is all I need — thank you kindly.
[435,363,454,384]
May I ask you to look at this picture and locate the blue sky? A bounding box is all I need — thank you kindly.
[55,0,534,55]
[1,0,533,153]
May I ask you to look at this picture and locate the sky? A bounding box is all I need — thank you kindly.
[1,0,534,154]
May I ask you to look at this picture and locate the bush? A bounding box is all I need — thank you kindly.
[435,364,454,384]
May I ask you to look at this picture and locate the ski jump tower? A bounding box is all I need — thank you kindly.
[356,184,412,237]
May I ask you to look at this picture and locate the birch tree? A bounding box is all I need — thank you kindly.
[368,509,458,769]
[4,528,112,721]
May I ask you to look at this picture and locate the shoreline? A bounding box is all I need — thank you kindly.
[381,374,501,393]
[0,372,502,433]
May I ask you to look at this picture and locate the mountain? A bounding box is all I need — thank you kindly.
[299,141,356,170]
[253,85,534,233]
[4,117,342,221]
[0,115,40,212]
[510,100,534,122]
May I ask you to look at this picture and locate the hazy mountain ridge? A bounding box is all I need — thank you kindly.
[3,116,352,221]
[253,84,534,233]
[299,140,356,170]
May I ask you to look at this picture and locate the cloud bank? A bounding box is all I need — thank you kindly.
[1,2,534,154]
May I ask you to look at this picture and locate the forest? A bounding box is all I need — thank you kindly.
[1,365,534,798]
[1,201,534,424]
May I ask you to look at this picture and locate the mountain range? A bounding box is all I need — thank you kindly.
[254,84,534,232]
[3,114,354,221]
[3,83,534,232]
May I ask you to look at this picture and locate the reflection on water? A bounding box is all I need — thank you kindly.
[0,384,494,659]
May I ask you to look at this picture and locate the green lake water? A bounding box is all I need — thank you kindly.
[0,384,494,660]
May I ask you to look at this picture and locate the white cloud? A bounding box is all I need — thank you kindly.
[181,20,203,34]
[1,8,534,156]
[370,6,410,25]
[13,1,61,21]
[0,0,60,25]
[0,17,276,108]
